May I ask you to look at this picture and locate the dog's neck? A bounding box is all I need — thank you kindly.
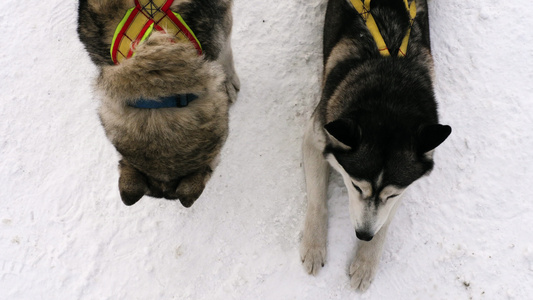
[128,94,198,109]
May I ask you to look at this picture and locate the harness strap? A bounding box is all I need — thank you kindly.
[110,0,202,64]
[350,0,416,57]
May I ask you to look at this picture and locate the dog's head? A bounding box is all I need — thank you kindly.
[118,159,213,207]
[323,114,451,241]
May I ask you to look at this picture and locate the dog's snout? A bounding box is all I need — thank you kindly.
[355,230,374,241]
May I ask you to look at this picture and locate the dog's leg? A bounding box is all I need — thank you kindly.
[219,39,240,103]
[300,118,330,275]
[349,201,401,291]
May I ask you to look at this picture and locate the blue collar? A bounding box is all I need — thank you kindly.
[129,94,198,109]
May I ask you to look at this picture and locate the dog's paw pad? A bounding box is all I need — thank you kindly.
[349,258,377,292]
[300,244,326,275]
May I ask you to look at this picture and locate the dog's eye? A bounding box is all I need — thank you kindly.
[387,194,399,199]
[352,183,363,194]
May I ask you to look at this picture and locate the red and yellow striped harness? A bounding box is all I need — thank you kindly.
[350,0,416,57]
[110,0,202,64]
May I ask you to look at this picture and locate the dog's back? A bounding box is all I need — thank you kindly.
[317,0,438,130]
[323,0,430,64]
[78,0,233,66]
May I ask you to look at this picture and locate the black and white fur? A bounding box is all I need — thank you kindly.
[300,0,451,291]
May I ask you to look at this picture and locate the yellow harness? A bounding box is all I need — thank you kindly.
[350,0,416,57]
[110,0,202,64]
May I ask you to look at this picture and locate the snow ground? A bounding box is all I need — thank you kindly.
[1,0,532,299]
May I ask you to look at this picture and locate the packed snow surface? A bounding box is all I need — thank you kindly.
[1,0,532,299]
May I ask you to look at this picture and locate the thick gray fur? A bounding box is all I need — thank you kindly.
[77,0,240,207]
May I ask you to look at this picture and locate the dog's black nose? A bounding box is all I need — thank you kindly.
[356,231,374,241]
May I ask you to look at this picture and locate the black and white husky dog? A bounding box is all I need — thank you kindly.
[300,0,451,291]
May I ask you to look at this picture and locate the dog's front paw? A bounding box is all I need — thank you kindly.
[300,242,326,275]
[349,257,378,292]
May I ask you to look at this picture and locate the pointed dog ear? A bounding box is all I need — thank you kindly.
[176,167,212,208]
[324,118,360,149]
[118,160,148,206]
[418,124,452,153]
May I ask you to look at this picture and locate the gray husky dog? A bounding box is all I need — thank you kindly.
[77,0,239,207]
[300,0,451,291]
